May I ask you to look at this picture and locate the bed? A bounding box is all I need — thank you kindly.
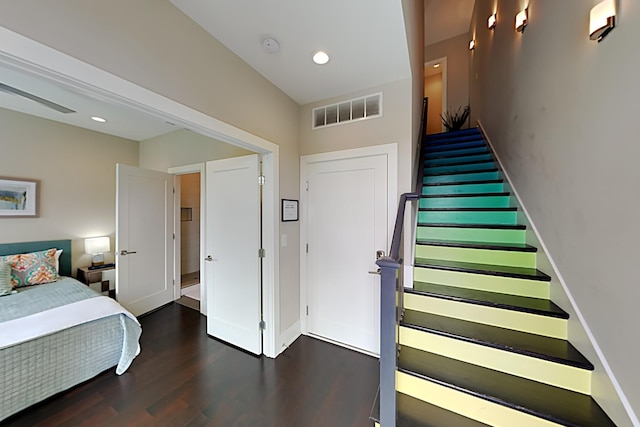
[0,239,141,422]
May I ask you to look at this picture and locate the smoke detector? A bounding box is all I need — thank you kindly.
[262,38,280,54]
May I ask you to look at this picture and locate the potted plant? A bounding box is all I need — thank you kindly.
[440,105,470,132]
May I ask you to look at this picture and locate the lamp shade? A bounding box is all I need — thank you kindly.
[590,0,616,41]
[85,237,110,254]
[515,9,528,32]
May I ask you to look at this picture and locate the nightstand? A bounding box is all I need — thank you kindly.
[77,265,116,298]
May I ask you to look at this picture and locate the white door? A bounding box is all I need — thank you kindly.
[304,149,393,355]
[116,164,175,316]
[205,154,262,355]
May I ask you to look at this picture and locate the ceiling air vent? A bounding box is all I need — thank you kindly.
[312,92,382,129]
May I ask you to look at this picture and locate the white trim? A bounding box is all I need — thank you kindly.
[169,163,206,315]
[299,143,398,345]
[277,319,301,356]
[478,120,640,427]
[0,27,280,358]
[424,57,447,133]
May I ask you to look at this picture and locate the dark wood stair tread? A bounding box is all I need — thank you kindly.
[423,179,503,187]
[419,207,517,212]
[417,223,526,230]
[398,347,613,427]
[414,257,551,281]
[415,239,537,252]
[421,192,509,199]
[408,281,568,319]
[370,389,490,427]
[401,310,592,370]
[424,168,499,177]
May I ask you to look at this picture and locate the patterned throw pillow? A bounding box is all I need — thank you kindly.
[0,261,13,296]
[0,248,60,288]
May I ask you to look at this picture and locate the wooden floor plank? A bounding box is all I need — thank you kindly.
[4,303,378,427]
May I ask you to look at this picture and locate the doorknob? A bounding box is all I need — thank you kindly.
[376,250,385,259]
[120,250,137,256]
[205,255,215,261]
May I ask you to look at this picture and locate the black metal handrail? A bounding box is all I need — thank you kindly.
[375,97,428,426]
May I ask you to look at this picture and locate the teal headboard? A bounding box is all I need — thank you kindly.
[0,240,72,277]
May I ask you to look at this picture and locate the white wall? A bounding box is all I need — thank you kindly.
[469,1,639,425]
[0,107,139,273]
[0,1,302,337]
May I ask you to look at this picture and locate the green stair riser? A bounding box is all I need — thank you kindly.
[397,333,591,396]
[425,146,488,158]
[424,171,499,184]
[415,245,536,269]
[404,293,565,339]
[418,210,517,225]
[425,153,493,166]
[419,196,510,209]
[426,161,496,175]
[422,182,504,195]
[413,267,550,299]
[417,226,526,245]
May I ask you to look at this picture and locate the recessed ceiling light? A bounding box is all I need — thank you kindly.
[434,63,440,68]
[91,116,107,123]
[312,51,330,65]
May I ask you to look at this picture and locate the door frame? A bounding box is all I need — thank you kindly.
[299,143,398,342]
[0,27,279,358]
[169,163,206,315]
[424,56,447,132]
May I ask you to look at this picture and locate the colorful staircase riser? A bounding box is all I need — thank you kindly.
[372,127,616,427]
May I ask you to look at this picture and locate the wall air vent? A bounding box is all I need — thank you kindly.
[312,92,382,129]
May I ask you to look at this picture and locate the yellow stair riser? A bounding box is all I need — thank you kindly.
[414,267,550,299]
[404,293,567,339]
[399,327,591,394]
[396,371,564,427]
[415,244,536,269]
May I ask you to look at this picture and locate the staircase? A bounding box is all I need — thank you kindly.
[371,127,616,426]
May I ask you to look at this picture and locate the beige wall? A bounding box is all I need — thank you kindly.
[425,33,470,116]
[0,0,302,336]
[179,173,200,275]
[139,129,252,171]
[469,1,639,424]
[424,73,443,134]
[0,108,138,274]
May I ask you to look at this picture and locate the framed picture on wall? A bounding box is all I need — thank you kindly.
[0,177,39,218]
[281,199,298,222]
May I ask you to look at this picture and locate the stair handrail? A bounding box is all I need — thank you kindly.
[375,97,428,427]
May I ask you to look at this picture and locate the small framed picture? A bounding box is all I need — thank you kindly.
[281,199,299,222]
[0,177,39,218]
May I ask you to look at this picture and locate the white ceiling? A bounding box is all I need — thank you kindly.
[0,1,474,139]
[169,0,412,106]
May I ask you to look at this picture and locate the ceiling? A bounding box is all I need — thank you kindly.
[0,1,474,139]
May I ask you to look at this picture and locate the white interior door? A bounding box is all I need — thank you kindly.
[304,149,392,355]
[116,164,175,316]
[205,154,262,355]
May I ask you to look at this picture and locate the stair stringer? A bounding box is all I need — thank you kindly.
[478,121,638,427]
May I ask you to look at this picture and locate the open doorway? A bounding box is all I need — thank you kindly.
[424,57,447,134]
[178,172,201,311]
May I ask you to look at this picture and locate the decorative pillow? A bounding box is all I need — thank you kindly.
[0,261,14,296]
[0,248,60,288]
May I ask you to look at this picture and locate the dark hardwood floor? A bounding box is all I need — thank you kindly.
[3,303,379,427]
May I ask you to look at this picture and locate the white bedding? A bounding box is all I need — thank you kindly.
[0,295,139,350]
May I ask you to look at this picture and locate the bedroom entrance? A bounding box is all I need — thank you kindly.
[178,172,201,311]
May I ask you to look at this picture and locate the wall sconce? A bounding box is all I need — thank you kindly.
[488,14,497,30]
[85,237,110,267]
[469,39,476,50]
[515,9,528,33]
[590,0,616,41]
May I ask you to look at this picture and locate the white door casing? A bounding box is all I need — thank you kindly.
[300,144,397,356]
[116,164,175,316]
[205,154,262,355]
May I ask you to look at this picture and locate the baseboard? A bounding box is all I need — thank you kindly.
[277,319,301,357]
[477,120,639,427]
